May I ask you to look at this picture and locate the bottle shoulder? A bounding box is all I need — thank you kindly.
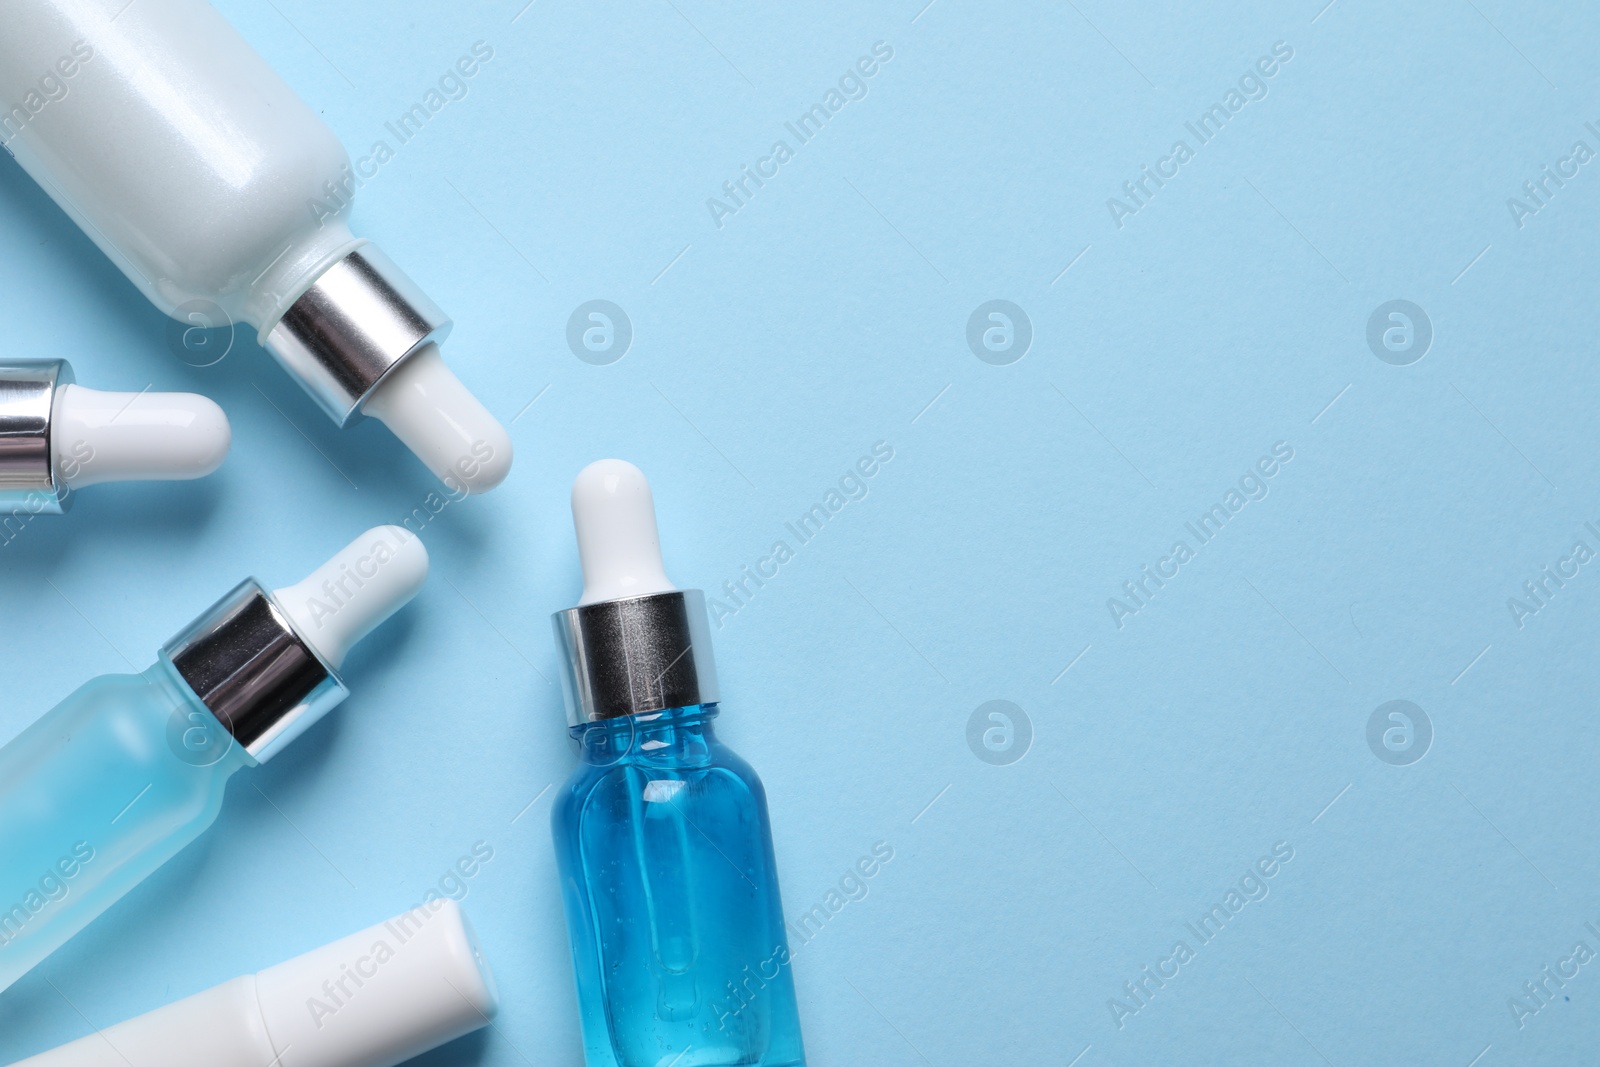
[30,667,251,779]
[553,743,769,829]
[553,706,774,830]
[54,669,173,710]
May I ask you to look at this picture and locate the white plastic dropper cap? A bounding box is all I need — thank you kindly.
[361,345,513,494]
[273,526,429,670]
[11,900,498,1067]
[52,384,230,488]
[572,458,677,605]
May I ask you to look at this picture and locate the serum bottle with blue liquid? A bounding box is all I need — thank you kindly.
[0,525,428,994]
[551,460,806,1067]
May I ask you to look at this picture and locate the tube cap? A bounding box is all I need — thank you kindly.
[552,460,719,724]
[257,900,498,1067]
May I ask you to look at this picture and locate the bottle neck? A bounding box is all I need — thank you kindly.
[554,590,721,724]
[160,580,349,764]
[143,660,259,772]
[243,221,362,333]
[571,703,721,766]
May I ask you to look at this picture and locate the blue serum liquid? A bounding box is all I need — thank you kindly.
[0,661,251,993]
[553,703,805,1067]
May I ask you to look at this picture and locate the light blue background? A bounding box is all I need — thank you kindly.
[0,0,1597,1063]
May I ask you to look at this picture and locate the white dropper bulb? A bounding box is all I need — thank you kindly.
[272,525,429,670]
[572,459,677,605]
[51,384,230,488]
[361,345,513,494]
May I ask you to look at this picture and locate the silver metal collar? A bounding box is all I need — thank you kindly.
[161,579,349,762]
[553,590,721,725]
[0,359,72,515]
[265,246,451,427]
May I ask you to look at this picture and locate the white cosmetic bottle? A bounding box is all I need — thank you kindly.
[0,0,512,493]
[11,900,500,1067]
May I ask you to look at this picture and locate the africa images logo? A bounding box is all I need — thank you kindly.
[706,42,895,229]
[0,842,95,951]
[1105,42,1294,229]
[0,40,95,151]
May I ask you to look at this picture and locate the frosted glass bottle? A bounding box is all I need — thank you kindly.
[0,0,511,492]
[0,664,251,993]
[0,525,428,994]
[551,460,806,1067]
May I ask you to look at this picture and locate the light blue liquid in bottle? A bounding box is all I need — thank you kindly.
[0,663,252,994]
[550,459,806,1067]
[553,703,805,1067]
[0,525,428,995]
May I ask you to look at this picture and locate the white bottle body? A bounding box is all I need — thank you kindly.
[0,0,358,330]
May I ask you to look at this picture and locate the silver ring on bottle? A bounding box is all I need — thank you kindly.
[161,579,350,762]
[553,590,721,725]
[265,245,452,427]
[0,359,73,516]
